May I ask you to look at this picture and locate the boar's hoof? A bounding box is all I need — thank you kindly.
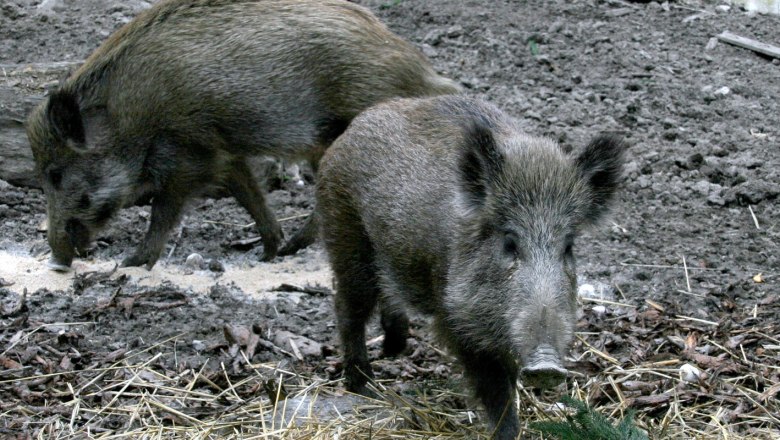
[260,247,278,262]
[521,344,568,389]
[121,253,158,270]
[344,363,377,397]
[47,258,72,272]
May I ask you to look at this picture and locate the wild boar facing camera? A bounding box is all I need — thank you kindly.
[317,95,626,440]
[27,0,460,270]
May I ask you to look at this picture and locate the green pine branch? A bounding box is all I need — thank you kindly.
[530,396,648,440]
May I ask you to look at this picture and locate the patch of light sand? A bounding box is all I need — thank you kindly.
[0,248,333,298]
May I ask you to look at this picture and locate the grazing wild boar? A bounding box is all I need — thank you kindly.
[317,95,625,440]
[26,0,459,270]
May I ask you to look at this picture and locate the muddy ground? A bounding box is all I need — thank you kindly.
[1,0,778,438]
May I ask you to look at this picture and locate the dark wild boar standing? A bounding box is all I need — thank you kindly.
[317,96,625,440]
[26,0,459,270]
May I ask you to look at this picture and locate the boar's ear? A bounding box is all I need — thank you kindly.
[458,119,503,210]
[575,134,626,223]
[46,90,87,151]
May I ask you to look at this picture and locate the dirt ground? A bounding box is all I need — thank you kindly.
[1,0,778,438]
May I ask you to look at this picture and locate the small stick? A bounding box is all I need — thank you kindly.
[580,296,636,308]
[203,219,255,228]
[203,212,309,229]
[674,315,719,326]
[620,262,720,271]
[682,255,692,293]
[288,338,303,361]
[676,289,706,298]
[717,31,780,60]
[575,334,619,364]
[748,205,761,230]
[148,399,201,425]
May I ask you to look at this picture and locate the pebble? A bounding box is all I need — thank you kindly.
[578,281,615,301]
[273,330,322,359]
[446,25,463,38]
[208,259,225,273]
[423,28,445,45]
[185,253,205,270]
[679,363,702,383]
[192,340,207,352]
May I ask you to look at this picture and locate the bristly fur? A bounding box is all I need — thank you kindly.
[26,0,461,269]
[317,95,625,440]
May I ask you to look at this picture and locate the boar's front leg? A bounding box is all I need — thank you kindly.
[459,349,519,440]
[226,159,283,261]
[121,190,187,269]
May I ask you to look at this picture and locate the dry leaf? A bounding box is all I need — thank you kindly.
[0,355,23,370]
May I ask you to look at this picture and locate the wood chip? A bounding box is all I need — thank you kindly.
[717,31,780,60]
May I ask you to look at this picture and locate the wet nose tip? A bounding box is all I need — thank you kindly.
[521,363,567,389]
[521,344,568,389]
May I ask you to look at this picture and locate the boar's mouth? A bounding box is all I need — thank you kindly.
[520,344,568,389]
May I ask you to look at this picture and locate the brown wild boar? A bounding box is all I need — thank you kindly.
[317,95,625,440]
[26,0,459,270]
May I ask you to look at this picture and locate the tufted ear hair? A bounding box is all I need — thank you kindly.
[575,134,627,224]
[46,89,87,151]
[458,118,504,210]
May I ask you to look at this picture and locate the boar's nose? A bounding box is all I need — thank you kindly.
[520,344,568,389]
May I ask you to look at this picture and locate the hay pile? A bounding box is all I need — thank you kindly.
[1,281,777,439]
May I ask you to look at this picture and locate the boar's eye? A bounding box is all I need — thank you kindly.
[78,194,91,209]
[48,168,64,189]
[503,232,523,259]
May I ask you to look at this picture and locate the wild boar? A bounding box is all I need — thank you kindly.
[26,0,459,270]
[317,95,625,439]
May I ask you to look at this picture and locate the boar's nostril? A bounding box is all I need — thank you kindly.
[520,344,568,389]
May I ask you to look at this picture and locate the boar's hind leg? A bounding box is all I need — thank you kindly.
[329,230,380,395]
[277,214,317,257]
[278,157,321,257]
[121,190,187,269]
[460,351,519,440]
[227,159,283,261]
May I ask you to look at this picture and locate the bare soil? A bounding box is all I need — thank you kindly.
[1,0,778,438]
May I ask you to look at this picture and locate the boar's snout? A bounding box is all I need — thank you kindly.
[47,229,75,270]
[47,218,91,270]
[520,344,568,389]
